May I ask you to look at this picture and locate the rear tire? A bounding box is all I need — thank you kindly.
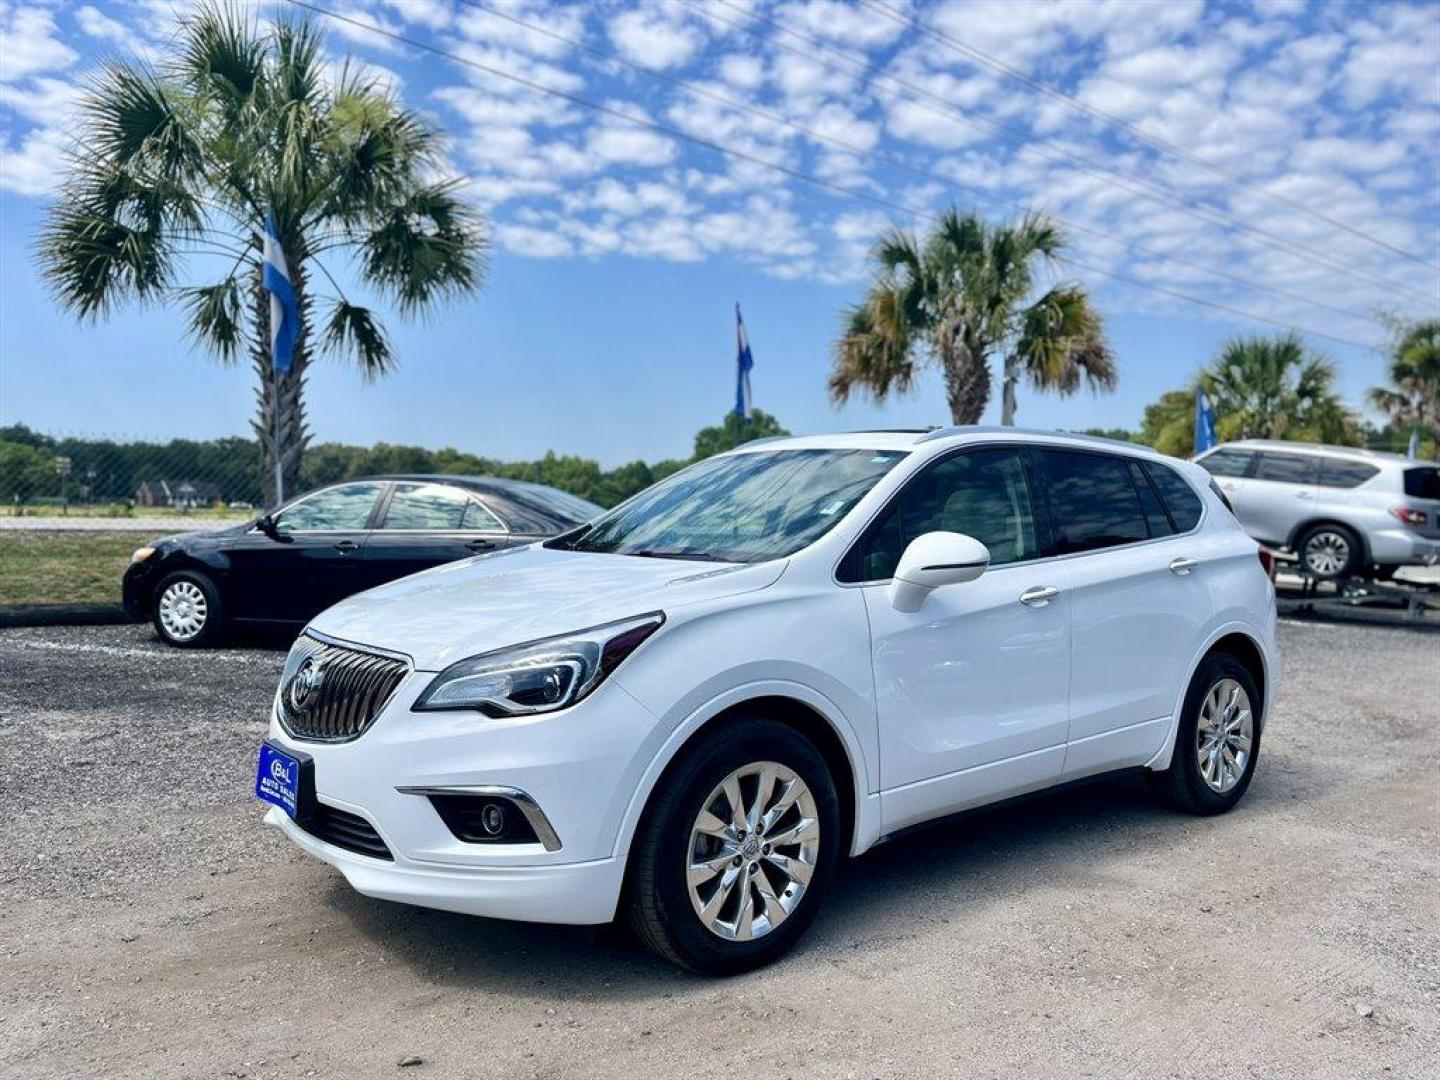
[1296,523,1361,579]
[1152,653,1261,815]
[626,718,841,975]
[151,570,223,648]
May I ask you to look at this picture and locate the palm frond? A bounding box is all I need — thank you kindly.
[829,286,919,404]
[1015,286,1116,395]
[177,1,263,101]
[359,184,487,316]
[321,299,394,379]
[178,275,246,362]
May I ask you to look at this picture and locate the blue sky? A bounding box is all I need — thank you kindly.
[1,0,1437,466]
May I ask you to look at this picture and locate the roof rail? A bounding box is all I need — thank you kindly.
[915,425,1152,453]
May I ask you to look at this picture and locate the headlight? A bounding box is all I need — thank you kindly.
[415,612,664,716]
[130,546,156,564]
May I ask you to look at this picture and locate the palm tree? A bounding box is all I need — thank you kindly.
[38,2,486,505]
[829,208,1116,426]
[1369,320,1439,458]
[1203,334,1359,445]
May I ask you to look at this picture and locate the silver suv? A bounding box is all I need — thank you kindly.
[1195,441,1440,579]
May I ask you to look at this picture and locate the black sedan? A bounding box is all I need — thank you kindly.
[123,475,603,646]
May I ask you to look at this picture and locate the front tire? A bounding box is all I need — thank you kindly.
[627,719,841,975]
[1152,653,1261,815]
[1297,523,1361,579]
[152,570,223,647]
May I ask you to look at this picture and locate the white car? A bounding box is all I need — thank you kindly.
[256,428,1279,974]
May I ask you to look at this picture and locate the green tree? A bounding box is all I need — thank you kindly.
[691,409,789,459]
[830,208,1116,426]
[38,2,486,506]
[0,441,58,504]
[1138,389,1200,456]
[1204,334,1359,445]
[1368,319,1439,459]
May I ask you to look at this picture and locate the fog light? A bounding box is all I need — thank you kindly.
[481,803,506,836]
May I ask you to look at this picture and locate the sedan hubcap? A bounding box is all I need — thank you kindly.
[1303,531,1349,576]
[158,581,208,641]
[686,761,820,942]
[1196,678,1253,794]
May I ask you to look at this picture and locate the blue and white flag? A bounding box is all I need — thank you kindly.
[1194,388,1217,454]
[1407,426,1420,459]
[262,209,299,377]
[735,302,754,420]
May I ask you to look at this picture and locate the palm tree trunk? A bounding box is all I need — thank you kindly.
[1000,354,1018,426]
[250,261,310,509]
[939,327,991,425]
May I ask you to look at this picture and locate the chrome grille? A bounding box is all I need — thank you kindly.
[277,634,409,743]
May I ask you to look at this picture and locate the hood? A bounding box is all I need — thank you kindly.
[309,543,785,670]
[153,521,252,550]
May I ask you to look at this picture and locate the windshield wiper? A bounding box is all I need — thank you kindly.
[626,549,727,562]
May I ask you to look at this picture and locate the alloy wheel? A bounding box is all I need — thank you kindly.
[1195,678,1253,794]
[686,761,820,942]
[1302,531,1349,576]
[158,580,208,641]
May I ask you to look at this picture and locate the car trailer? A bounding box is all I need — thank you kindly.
[1265,547,1440,621]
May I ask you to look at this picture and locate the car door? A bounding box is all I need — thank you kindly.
[225,481,387,622]
[360,481,512,588]
[1247,451,1322,547]
[845,446,1071,833]
[1035,450,1213,779]
[1196,446,1262,536]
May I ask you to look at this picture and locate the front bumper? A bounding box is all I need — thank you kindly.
[265,806,624,923]
[263,671,665,924]
[121,561,157,619]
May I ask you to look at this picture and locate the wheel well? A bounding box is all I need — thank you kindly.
[1287,518,1368,563]
[633,695,858,862]
[1207,633,1267,727]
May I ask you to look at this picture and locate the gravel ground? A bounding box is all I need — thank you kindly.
[1,618,1436,1080]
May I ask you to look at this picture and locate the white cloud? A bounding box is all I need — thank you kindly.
[496,221,573,257]
[775,0,906,48]
[0,3,78,82]
[381,0,452,31]
[0,75,80,126]
[0,125,67,195]
[717,54,765,91]
[75,4,149,55]
[607,8,703,70]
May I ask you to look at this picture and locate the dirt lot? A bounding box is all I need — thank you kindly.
[1,617,1436,1080]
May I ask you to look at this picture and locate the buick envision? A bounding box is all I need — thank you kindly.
[1194,440,1440,579]
[256,429,1279,974]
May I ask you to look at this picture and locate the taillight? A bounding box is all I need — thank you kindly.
[1390,505,1427,527]
[1257,547,1276,579]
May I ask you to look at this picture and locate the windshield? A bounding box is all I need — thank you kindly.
[559,448,907,564]
[497,480,605,524]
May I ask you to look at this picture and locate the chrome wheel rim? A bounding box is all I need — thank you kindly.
[1196,678,1253,793]
[1303,531,1349,576]
[686,761,820,942]
[158,581,208,641]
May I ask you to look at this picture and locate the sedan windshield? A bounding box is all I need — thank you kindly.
[561,448,907,564]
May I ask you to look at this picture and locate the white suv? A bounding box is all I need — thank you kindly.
[256,428,1279,974]
[1195,440,1440,579]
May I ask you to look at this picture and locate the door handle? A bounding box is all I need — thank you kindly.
[1169,556,1199,575]
[465,538,495,551]
[333,540,359,554]
[1019,585,1059,607]
[1295,491,1313,499]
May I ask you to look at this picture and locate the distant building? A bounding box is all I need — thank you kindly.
[135,480,223,509]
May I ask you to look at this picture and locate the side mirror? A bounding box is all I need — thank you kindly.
[888,531,990,613]
[255,513,282,538]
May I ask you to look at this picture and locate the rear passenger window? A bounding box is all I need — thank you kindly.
[1254,453,1319,484]
[1319,459,1379,489]
[1143,461,1205,531]
[1197,448,1255,478]
[1402,467,1440,499]
[1039,450,1148,554]
[1128,461,1173,537]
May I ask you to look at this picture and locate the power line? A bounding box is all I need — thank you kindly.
[285,0,1382,354]
[453,0,1384,329]
[704,0,1436,305]
[861,0,1440,272]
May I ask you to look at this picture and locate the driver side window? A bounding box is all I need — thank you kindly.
[274,482,386,533]
[841,449,1040,582]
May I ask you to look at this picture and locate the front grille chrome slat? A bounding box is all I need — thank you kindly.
[278,635,409,743]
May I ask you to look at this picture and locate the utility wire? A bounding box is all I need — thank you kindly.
[286,0,1382,353]
[705,0,1436,305]
[862,0,1440,271]
[454,0,1383,329]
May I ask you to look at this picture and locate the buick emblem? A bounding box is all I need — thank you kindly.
[288,657,325,713]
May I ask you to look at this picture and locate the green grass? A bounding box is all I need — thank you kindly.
[0,530,140,607]
[7,503,253,521]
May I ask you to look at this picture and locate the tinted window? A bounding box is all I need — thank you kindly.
[841,449,1040,581]
[275,483,385,532]
[1129,461,1173,537]
[1254,453,1320,484]
[382,483,503,531]
[1040,450,1148,554]
[1143,461,1205,531]
[1403,467,1440,500]
[1197,448,1255,478]
[1318,458,1379,489]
